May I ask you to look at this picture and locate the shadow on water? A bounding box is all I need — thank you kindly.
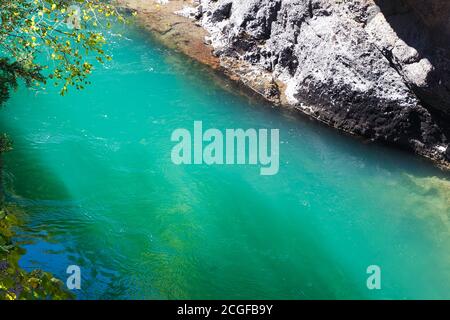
[0,125,71,201]
[0,119,131,298]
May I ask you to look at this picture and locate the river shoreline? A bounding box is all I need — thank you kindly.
[117,0,285,105]
[116,0,450,171]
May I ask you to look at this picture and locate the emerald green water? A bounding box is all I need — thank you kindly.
[1,25,450,299]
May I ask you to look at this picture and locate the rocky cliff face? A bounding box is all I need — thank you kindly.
[187,0,450,167]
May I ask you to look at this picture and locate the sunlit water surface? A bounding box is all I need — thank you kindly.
[1,24,450,299]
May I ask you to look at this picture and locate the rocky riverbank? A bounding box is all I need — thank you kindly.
[117,0,450,169]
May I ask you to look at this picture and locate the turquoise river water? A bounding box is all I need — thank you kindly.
[1,24,450,299]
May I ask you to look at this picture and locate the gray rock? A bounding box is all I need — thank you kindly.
[210,0,233,22]
[197,0,450,167]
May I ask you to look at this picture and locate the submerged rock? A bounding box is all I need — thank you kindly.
[194,0,450,168]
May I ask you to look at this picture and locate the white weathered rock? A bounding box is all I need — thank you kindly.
[190,0,450,166]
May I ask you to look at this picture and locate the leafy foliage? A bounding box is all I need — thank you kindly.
[0,58,45,105]
[0,0,125,98]
[0,0,129,300]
